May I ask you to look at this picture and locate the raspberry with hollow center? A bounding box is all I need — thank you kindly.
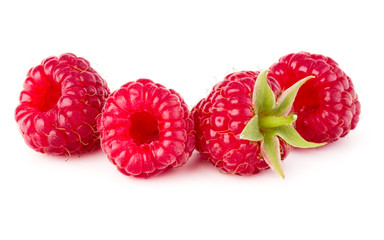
[97,79,195,178]
[15,53,110,156]
[268,52,361,143]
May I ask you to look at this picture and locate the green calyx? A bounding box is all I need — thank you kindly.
[240,70,326,178]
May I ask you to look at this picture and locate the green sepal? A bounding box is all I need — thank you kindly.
[240,115,263,142]
[269,76,314,116]
[253,70,275,114]
[273,125,327,148]
[261,133,285,179]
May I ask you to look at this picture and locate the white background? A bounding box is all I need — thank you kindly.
[1,0,383,239]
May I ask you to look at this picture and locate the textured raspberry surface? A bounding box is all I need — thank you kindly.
[15,53,110,156]
[97,79,195,178]
[268,52,361,143]
[192,71,291,175]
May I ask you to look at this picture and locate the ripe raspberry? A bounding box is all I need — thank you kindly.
[192,71,293,176]
[97,79,195,178]
[15,53,110,156]
[268,52,361,143]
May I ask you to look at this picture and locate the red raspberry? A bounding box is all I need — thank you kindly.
[15,53,110,156]
[97,79,195,178]
[268,52,361,143]
[192,71,292,176]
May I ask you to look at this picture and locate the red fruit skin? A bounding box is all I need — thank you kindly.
[268,52,361,143]
[97,79,195,178]
[15,53,110,156]
[192,71,291,176]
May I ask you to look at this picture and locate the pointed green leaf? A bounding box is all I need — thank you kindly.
[261,133,285,179]
[271,76,314,116]
[273,125,327,148]
[253,70,275,114]
[240,115,263,141]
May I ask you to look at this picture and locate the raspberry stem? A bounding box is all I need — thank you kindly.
[259,114,297,129]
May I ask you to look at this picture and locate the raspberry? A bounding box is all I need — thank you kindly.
[192,71,292,176]
[15,53,110,156]
[268,52,361,143]
[97,79,195,178]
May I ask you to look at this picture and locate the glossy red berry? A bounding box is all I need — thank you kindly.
[268,52,361,143]
[192,71,291,176]
[97,79,195,178]
[15,53,110,156]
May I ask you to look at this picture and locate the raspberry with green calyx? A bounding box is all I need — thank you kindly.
[192,70,325,178]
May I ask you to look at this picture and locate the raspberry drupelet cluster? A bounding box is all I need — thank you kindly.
[268,52,361,143]
[15,53,110,156]
[97,79,195,178]
[192,71,292,176]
